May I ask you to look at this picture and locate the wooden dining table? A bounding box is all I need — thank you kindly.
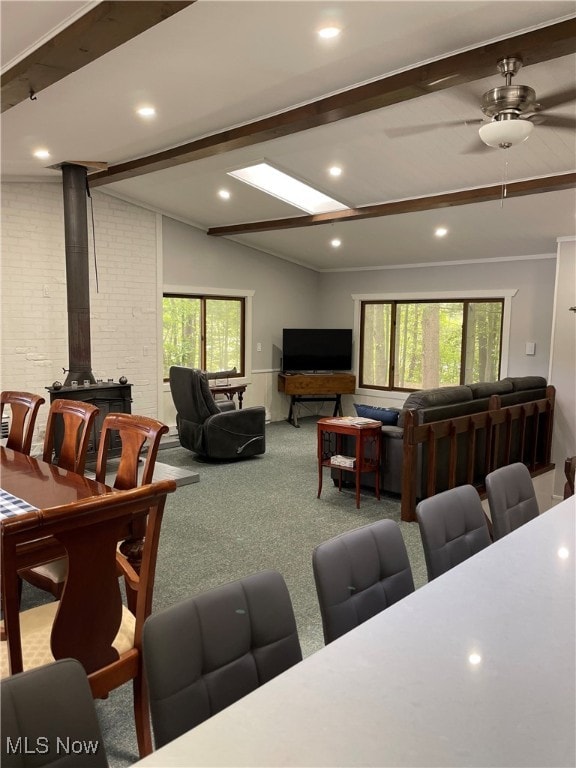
[1,446,113,598]
[1,446,110,511]
[1,447,113,650]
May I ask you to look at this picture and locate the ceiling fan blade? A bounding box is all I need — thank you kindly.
[538,86,576,111]
[384,119,482,138]
[451,84,484,110]
[461,137,494,155]
[531,114,576,131]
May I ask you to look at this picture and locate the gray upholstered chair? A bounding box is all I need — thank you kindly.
[169,366,265,460]
[143,570,302,749]
[1,659,108,767]
[416,485,491,581]
[312,519,415,644]
[485,462,539,540]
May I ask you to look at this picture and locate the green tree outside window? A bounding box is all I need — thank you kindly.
[163,295,244,379]
[360,299,503,391]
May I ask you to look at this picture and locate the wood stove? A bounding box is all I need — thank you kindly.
[47,381,132,459]
[46,162,133,458]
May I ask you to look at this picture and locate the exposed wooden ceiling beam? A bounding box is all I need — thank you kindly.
[206,174,576,236]
[88,18,576,187]
[1,1,195,113]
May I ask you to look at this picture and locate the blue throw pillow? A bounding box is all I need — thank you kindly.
[353,403,400,425]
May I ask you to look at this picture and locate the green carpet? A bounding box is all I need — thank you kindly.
[20,417,428,766]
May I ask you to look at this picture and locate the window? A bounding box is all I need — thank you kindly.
[163,294,245,379]
[360,299,503,391]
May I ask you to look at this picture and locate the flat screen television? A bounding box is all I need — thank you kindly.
[282,328,352,372]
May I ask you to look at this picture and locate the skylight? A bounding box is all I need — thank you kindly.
[227,163,349,215]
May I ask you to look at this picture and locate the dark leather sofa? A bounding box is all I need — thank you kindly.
[334,376,553,505]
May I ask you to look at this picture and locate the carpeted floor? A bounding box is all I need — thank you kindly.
[20,416,428,767]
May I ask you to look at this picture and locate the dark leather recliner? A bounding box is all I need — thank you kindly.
[169,366,266,460]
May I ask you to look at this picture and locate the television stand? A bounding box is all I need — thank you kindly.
[298,370,334,375]
[278,373,356,428]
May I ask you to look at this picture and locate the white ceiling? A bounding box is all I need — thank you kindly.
[2,0,575,271]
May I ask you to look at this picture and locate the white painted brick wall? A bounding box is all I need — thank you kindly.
[1,182,159,449]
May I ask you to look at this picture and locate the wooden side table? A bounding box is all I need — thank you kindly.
[317,417,382,509]
[209,383,247,409]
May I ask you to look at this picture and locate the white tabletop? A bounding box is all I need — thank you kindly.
[135,496,576,767]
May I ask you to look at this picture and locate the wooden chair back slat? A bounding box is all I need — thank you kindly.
[52,517,126,672]
[96,413,169,490]
[43,399,99,474]
[1,391,45,455]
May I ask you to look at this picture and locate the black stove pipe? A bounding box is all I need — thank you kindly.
[61,163,95,386]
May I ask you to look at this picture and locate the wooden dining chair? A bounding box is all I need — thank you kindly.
[20,413,169,600]
[1,391,45,455]
[1,478,177,759]
[43,398,99,474]
[96,412,169,490]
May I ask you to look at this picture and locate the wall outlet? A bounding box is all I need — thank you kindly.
[257,342,262,352]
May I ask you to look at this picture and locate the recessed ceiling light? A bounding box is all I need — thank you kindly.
[137,106,156,118]
[218,189,231,200]
[228,163,348,215]
[33,149,50,159]
[558,547,569,559]
[331,238,342,248]
[318,26,341,39]
[468,653,482,666]
[435,227,448,237]
[328,166,342,177]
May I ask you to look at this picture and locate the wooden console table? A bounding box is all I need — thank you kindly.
[278,373,356,427]
[317,417,381,509]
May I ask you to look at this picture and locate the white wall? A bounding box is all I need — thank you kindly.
[316,256,556,409]
[1,182,158,448]
[161,216,321,424]
[549,238,576,498]
[1,182,565,445]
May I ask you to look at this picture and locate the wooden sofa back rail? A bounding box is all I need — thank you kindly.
[400,386,555,522]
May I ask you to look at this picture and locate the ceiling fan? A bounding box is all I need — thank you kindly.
[385,57,576,151]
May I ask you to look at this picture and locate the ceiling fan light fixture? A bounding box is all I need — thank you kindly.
[478,119,533,149]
